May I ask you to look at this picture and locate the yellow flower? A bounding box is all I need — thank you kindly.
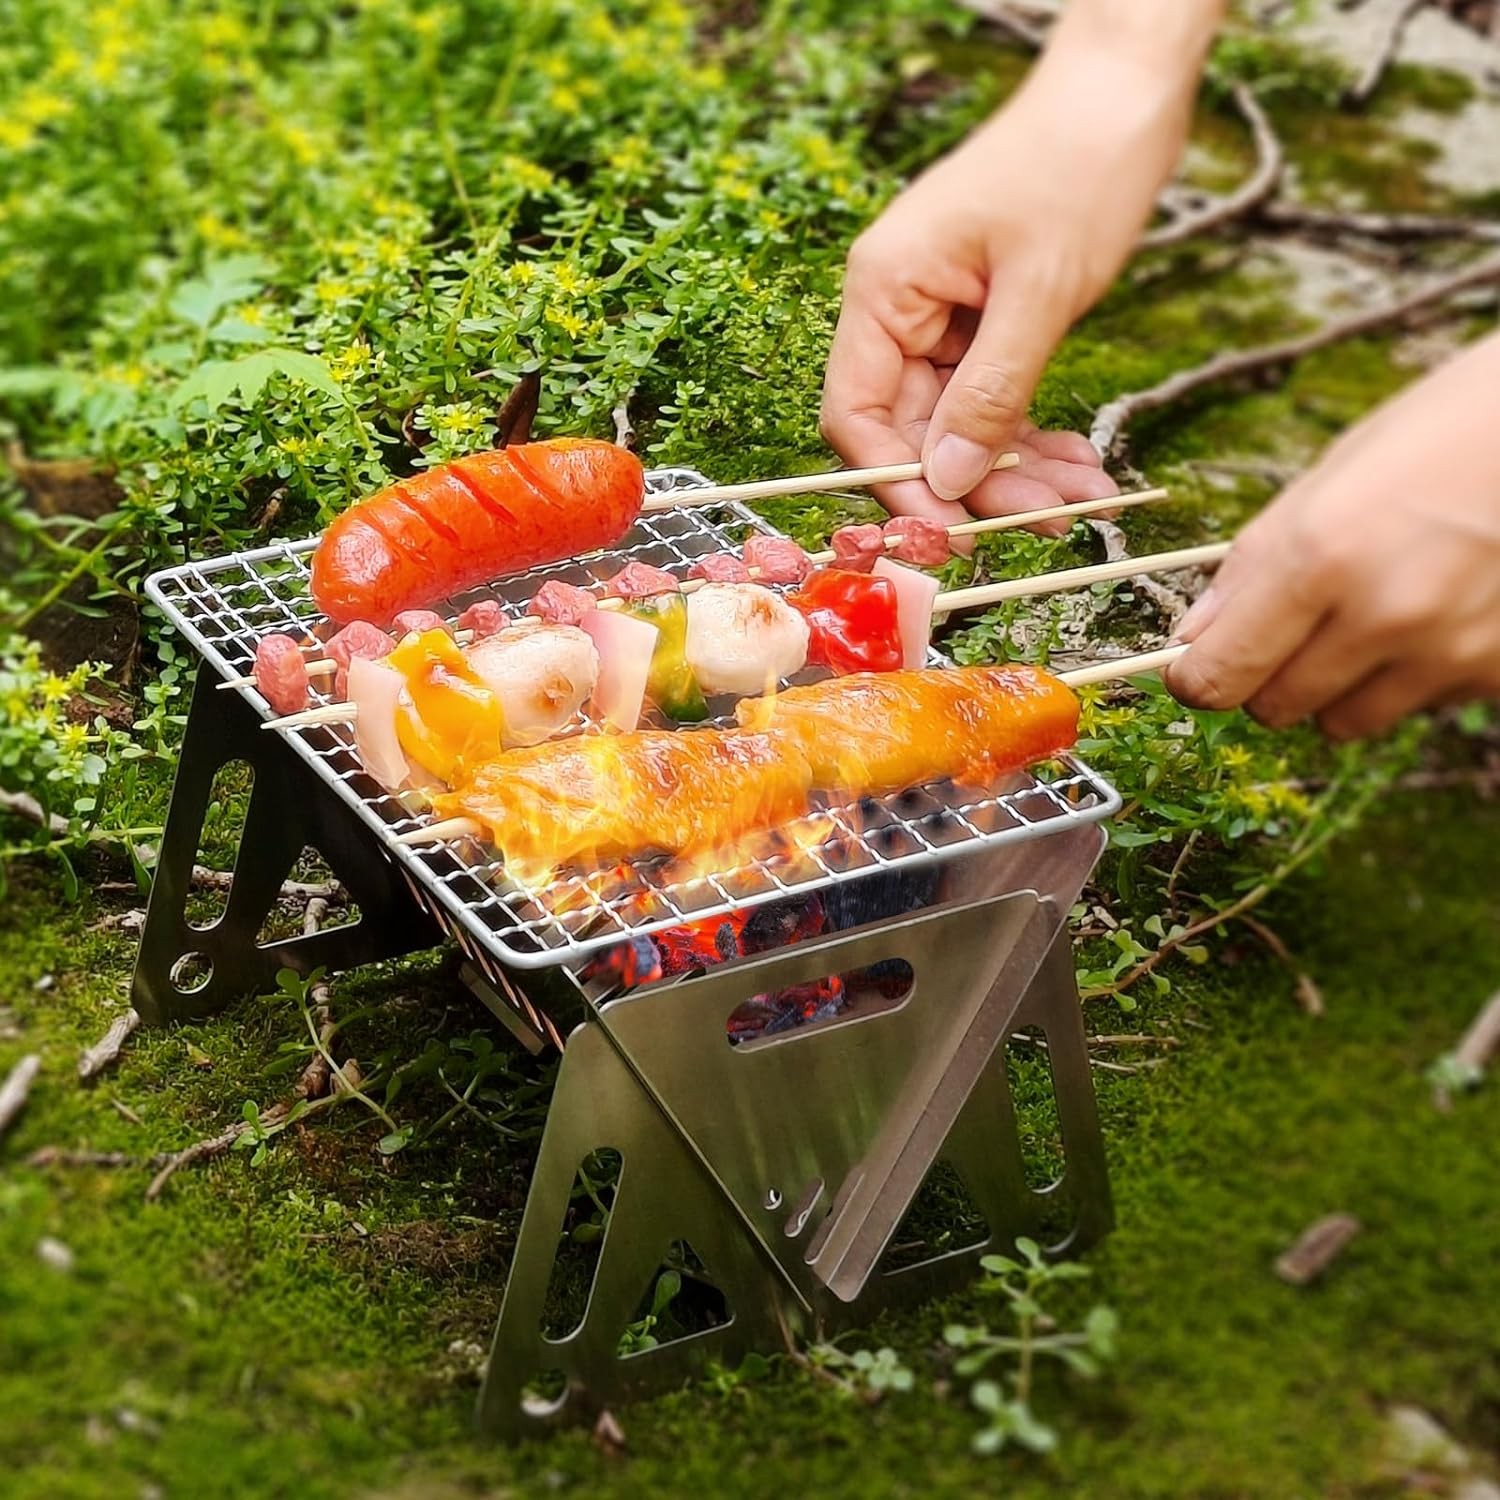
[40,674,70,705]
[548,84,582,116]
[316,278,355,304]
[329,346,368,380]
[583,13,618,46]
[375,236,408,269]
[197,13,249,48]
[508,261,536,285]
[279,436,311,457]
[195,212,248,250]
[551,261,592,295]
[16,89,70,129]
[715,175,756,202]
[606,136,650,176]
[49,45,82,80]
[236,302,267,326]
[501,156,554,195]
[545,306,588,339]
[60,722,90,753]
[0,121,36,152]
[758,208,785,232]
[274,123,321,166]
[1218,744,1253,774]
[100,362,146,388]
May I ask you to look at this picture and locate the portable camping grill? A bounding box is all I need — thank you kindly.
[134,466,1121,1439]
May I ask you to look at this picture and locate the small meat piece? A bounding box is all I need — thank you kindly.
[528,579,598,627]
[254,634,311,717]
[688,553,753,584]
[393,609,450,638]
[743,535,810,584]
[455,599,508,639]
[883,515,950,567]
[326,620,396,700]
[830,523,885,573]
[605,560,680,601]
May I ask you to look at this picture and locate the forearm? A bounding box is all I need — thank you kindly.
[995,0,1228,223]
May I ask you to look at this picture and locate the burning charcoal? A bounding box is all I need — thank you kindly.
[581,934,664,990]
[741,895,828,955]
[824,867,940,932]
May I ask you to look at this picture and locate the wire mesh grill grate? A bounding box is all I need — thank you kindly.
[146,466,1122,970]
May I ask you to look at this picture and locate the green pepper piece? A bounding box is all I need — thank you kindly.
[624,594,708,722]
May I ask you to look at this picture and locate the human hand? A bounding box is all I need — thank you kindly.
[1166,332,1500,739]
[821,7,1221,533]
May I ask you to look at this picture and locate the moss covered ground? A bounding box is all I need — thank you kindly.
[3,787,1498,1499]
[5,2,1500,1493]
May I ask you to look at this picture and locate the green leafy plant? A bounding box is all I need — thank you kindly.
[944,1237,1119,1456]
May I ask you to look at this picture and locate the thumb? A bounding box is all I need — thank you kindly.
[922,278,1070,503]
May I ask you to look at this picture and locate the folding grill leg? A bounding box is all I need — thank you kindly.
[476,1022,796,1442]
[132,667,441,1025]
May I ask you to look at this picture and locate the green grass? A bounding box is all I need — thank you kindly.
[3,786,1498,1498]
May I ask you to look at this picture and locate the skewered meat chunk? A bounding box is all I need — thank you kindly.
[688,553,753,584]
[738,665,1079,793]
[830,523,885,573]
[605,560,680,600]
[528,580,598,627]
[254,635,311,715]
[455,599,508,638]
[742,535,810,584]
[310,438,645,626]
[326,620,397,699]
[434,730,815,876]
[882,516,949,567]
[393,609,450,638]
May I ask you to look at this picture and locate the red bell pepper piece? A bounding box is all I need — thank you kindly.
[786,568,904,675]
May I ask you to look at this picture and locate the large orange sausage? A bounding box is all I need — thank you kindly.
[310,438,645,625]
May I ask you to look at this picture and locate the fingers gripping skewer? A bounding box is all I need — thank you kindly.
[638,453,1021,512]
[392,645,1194,850]
[221,486,1172,692]
[260,539,1222,733]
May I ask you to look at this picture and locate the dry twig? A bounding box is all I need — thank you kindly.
[1346,0,1429,106]
[1235,912,1325,1016]
[1259,200,1500,245]
[1275,1213,1362,1285]
[612,392,637,451]
[1090,253,1500,457]
[78,1009,141,1081]
[1145,85,1284,249]
[0,1055,41,1143]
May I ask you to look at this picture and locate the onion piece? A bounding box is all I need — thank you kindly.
[580,609,658,732]
[348,656,415,791]
[873,558,940,670]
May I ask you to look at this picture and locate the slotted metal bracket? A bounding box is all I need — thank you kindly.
[132,666,442,1026]
[477,826,1111,1440]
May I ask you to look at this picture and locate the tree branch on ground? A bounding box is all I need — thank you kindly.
[78,1009,141,1081]
[1345,0,1429,107]
[613,390,637,450]
[145,902,362,1200]
[0,1055,41,1144]
[1144,85,1284,249]
[1089,252,1500,458]
[952,0,1050,50]
[1258,201,1500,245]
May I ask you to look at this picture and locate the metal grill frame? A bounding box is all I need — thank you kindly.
[145,466,1122,972]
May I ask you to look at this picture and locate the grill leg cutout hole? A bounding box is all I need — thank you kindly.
[1005,1026,1078,1246]
[522,1368,568,1417]
[619,1240,730,1359]
[728,959,914,1049]
[540,1148,622,1342]
[170,952,213,996]
[880,1159,990,1275]
[255,848,362,947]
[186,760,254,931]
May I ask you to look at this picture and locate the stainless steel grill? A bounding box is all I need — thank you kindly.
[135,462,1123,1441]
[145,466,1121,974]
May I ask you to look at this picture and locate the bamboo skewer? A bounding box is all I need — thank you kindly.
[931,542,1229,616]
[220,486,1173,692]
[638,452,1021,512]
[392,643,1195,849]
[276,545,1219,735]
